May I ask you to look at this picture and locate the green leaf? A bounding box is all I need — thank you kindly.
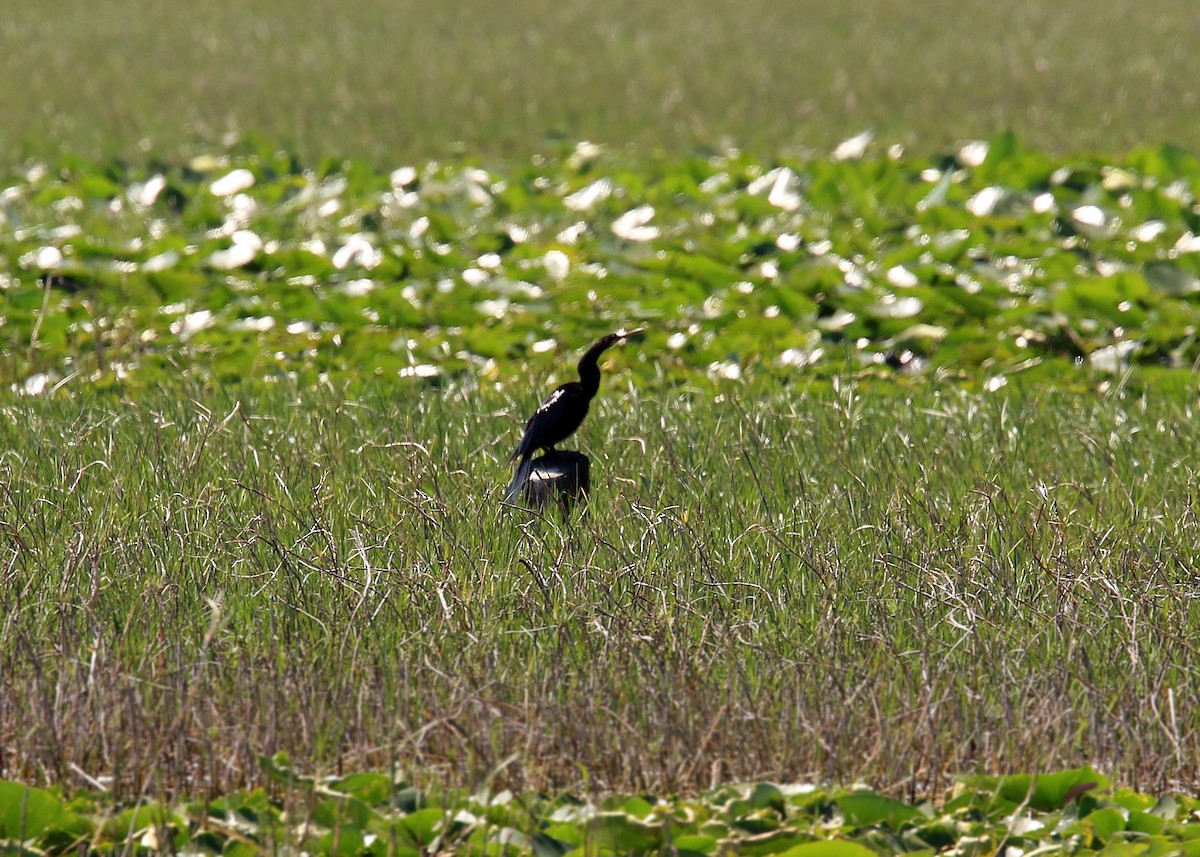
[1150,796,1179,820]
[672,834,718,855]
[223,840,262,857]
[738,830,818,857]
[731,808,784,834]
[1129,810,1166,836]
[183,830,224,855]
[620,795,657,819]
[400,807,445,846]
[836,792,924,829]
[0,782,88,840]
[100,805,183,842]
[530,831,574,857]
[584,811,662,852]
[777,842,879,857]
[958,766,1108,811]
[1082,807,1128,844]
[312,796,374,829]
[748,783,787,815]
[309,826,366,857]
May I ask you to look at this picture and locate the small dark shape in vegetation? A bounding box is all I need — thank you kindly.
[506,328,642,502]
[521,449,591,514]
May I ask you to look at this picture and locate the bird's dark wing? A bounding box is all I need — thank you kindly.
[511,384,583,460]
[512,387,565,460]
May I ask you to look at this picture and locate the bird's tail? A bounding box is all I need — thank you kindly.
[504,454,534,503]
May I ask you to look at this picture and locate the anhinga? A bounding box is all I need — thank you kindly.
[504,328,643,502]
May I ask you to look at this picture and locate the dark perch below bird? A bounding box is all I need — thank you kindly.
[521,450,591,514]
[504,328,643,504]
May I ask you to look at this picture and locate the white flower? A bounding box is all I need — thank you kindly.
[399,364,439,378]
[745,167,804,211]
[171,310,216,341]
[1174,232,1200,254]
[339,278,375,297]
[462,268,489,287]
[1031,192,1056,214]
[1131,220,1167,243]
[958,140,989,167]
[208,230,262,269]
[557,222,587,244]
[1090,341,1139,373]
[816,309,856,331]
[1071,205,1106,230]
[128,174,166,207]
[563,178,612,211]
[22,373,52,395]
[543,249,570,282]
[229,316,276,332]
[707,360,742,380]
[22,246,64,270]
[833,130,873,161]
[887,265,919,288]
[390,166,418,188]
[142,250,179,272]
[871,295,922,319]
[967,187,1003,217]
[332,235,382,269]
[210,168,255,197]
[476,297,510,318]
[612,206,659,242]
[779,347,824,367]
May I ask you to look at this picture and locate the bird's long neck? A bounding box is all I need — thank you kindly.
[576,341,611,398]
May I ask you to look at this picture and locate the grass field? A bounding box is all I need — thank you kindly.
[3,381,1200,800]
[3,0,1199,163]
[4,1,1200,849]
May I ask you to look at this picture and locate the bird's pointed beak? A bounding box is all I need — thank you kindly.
[616,327,645,340]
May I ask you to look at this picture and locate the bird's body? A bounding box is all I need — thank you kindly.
[510,384,590,461]
[504,329,641,502]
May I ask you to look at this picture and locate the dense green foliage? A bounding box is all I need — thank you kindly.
[3,766,1200,856]
[4,136,1200,394]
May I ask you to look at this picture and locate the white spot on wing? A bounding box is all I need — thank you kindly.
[536,388,567,414]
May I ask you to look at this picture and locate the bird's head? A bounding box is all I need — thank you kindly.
[596,327,645,350]
[578,327,645,374]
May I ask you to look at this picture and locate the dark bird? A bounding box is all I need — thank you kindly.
[504,328,643,502]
